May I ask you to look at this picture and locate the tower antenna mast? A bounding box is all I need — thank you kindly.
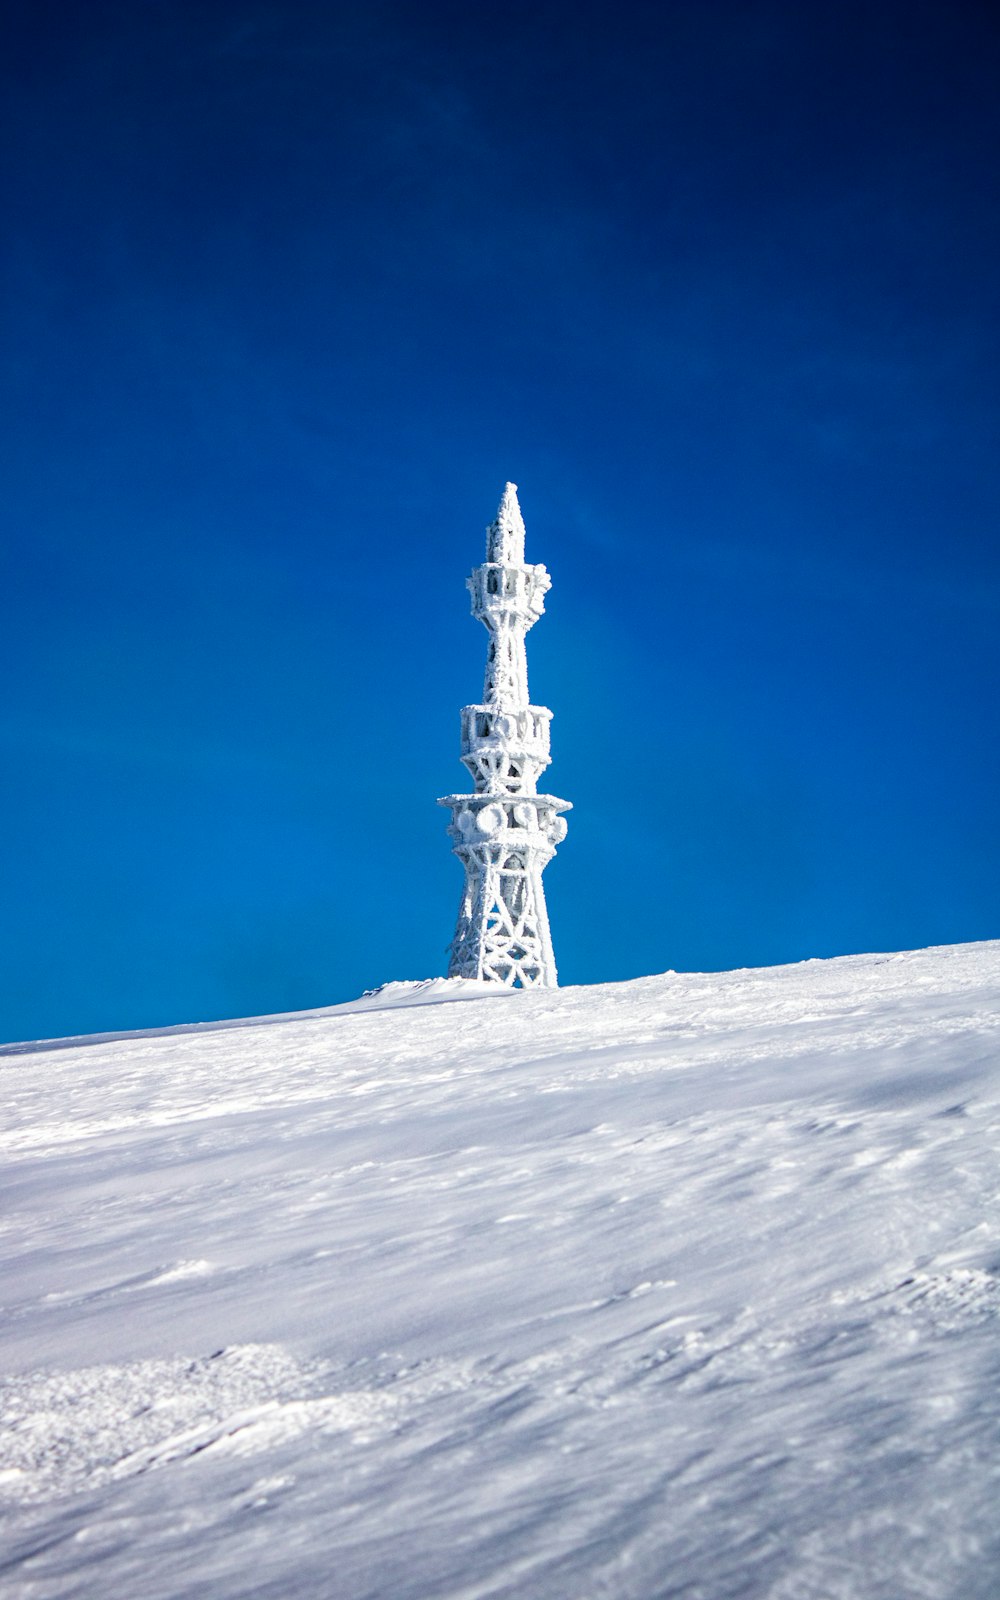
[438,484,570,987]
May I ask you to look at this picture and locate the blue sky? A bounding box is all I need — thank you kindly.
[2,0,998,1040]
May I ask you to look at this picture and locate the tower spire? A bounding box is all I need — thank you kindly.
[438,484,570,987]
[486,481,526,565]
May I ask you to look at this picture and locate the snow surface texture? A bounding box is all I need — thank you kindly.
[2,942,1000,1599]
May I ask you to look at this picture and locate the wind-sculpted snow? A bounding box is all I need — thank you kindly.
[2,943,999,1598]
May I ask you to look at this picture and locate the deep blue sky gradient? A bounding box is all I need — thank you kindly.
[3,0,998,1039]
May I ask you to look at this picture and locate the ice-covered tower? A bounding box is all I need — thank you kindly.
[438,483,570,987]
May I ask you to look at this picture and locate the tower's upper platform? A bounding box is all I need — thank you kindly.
[467,484,550,706]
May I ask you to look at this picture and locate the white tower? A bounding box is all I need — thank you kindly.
[438,483,570,987]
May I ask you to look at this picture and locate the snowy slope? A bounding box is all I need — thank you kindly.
[2,943,999,1599]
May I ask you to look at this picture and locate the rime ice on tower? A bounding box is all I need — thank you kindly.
[438,484,570,987]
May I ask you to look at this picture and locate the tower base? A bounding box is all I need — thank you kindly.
[438,792,570,988]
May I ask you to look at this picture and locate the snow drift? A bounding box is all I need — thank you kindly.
[2,942,999,1598]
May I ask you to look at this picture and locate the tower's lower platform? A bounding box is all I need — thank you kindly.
[437,791,571,987]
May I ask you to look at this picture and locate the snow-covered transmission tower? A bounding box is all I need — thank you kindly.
[438,484,570,987]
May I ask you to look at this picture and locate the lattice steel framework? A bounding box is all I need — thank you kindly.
[438,484,570,987]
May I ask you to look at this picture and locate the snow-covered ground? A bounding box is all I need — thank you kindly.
[2,942,999,1599]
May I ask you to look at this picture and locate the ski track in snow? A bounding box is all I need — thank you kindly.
[1,942,999,1598]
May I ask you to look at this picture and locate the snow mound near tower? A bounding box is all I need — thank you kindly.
[354,975,515,1008]
[2,940,1000,1599]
